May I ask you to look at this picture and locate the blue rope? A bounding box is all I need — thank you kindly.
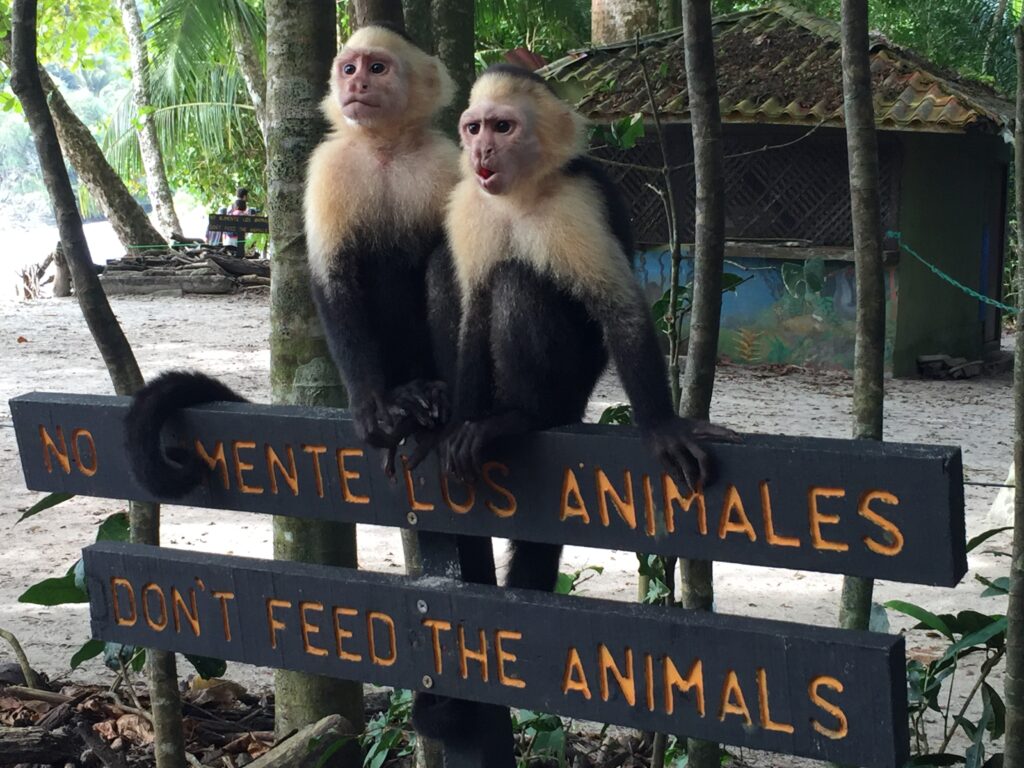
[886,230,1018,315]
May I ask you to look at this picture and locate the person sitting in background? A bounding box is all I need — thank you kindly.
[223,188,255,249]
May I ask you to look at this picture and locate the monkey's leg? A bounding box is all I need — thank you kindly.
[506,541,563,592]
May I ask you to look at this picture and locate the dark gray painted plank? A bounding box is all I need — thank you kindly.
[12,391,966,585]
[84,542,909,768]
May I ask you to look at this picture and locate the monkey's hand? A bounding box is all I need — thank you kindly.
[442,411,534,483]
[386,379,449,434]
[353,394,398,449]
[641,416,741,493]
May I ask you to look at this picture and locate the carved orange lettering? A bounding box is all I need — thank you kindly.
[333,607,362,661]
[808,487,849,552]
[761,481,800,547]
[560,468,589,523]
[859,490,904,556]
[39,425,70,474]
[644,653,655,711]
[213,591,235,641]
[562,647,592,699]
[142,583,167,631]
[757,668,794,733]
[195,439,229,489]
[598,645,635,706]
[458,626,489,681]
[664,657,704,716]
[483,462,517,517]
[267,599,291,649]
[172,588,201,636]
[809,676,848,739]
[495,630,525,689]
[423,619,452,674]
[337,449,370,504]
[111,577,137,627]
[302,445,328,498]
[232,441,263,494]
[402,459,434,512]
[719,670,753,724]
[596,469,636,529]
[441,475,475,514]
[299,602,327,657]
[367,612,397,666]
[71,429,97,476]
[266,444,299,496]
[663,475,706,534]
[719,485,757,541]
[642,475,657,535]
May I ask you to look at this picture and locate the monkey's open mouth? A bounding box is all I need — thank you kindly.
[477,167,494,180]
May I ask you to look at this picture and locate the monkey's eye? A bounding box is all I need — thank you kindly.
[341,63,356,75]
[369,62,387,74]
[495,120,513,134]
[465,122,481,135]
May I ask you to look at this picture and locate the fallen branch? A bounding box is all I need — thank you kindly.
[2,684,70,705]
[0,725,79,763]
[0,627,41,689]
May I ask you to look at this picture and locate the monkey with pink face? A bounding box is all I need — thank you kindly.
[124,25,463,495]
[427,64,736,591]
[410,64,735,744]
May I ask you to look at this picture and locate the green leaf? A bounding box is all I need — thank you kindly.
[884,600,954,638]
[967,527,1013,552]
[982,682,1006,739]
[975,574,1010,596]
[599,404,632,425]
[941,617,1008,663]
[18,492,75,523]
[19,572,88,605]
[96,512,130,542]
[554,572,576,594]
[185,654,227,680]
[70,639,105,670]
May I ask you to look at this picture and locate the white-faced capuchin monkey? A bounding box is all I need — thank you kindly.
[305,23,464,452]
[124,24,463,495]
[410,61,737,746]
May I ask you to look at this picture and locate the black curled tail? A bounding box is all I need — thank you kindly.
[124,371,246,498]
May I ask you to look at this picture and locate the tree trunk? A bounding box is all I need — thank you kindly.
[592,0,659,45]
[402,0,433,52]
[52,242,71,297]
[838,0,885,632]
[659,0,681,32]
[116,0,181,236]
[232,27,268,141]
[677,3,724,767]
[0,35,164,251]
[265,1,363,757]
[352,0,405,30]
[9,4,186,768]
[983,0,1009,74]
[432,0,474,134]
[1004,21,1024,768]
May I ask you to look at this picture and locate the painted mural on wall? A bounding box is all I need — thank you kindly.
[635,249,898,370]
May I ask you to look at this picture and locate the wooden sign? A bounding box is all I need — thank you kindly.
[206,213,269,234]
[84,541,909,768]
[11,392,967,586]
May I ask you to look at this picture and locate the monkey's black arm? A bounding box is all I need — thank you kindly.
[311,272,391,443]
[452,287,495,422]
[591,286,734,490]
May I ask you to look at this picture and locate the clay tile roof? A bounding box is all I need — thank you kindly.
[538,1,1012,134]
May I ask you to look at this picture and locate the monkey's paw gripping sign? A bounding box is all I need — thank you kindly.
[11,392,968,768]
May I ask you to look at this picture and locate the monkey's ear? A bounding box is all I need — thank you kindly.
[428,55,455,112]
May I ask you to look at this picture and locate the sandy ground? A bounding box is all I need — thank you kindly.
[0,292,1015,761]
